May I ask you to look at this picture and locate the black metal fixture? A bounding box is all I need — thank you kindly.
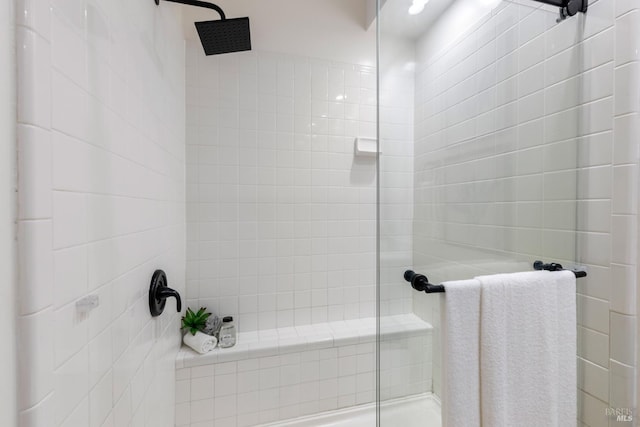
[405,261,587,294]
[533,260,588,278]
[404,270,445,294]
[155,0,251,55]
[149,269,182,317]
[531,0,587,22]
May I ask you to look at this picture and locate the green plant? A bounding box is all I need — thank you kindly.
[181,307,212,336]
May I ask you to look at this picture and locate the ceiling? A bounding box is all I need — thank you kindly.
[378,0,455,40]
[180,0,370,41]
[178,0,455,43]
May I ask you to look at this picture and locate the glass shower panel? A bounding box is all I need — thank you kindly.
[377,0,582,425]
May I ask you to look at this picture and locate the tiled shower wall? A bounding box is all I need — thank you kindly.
[185,43,413,332]
[379,37,416,318]
[16,1,186,426]
[377,36,424,402]
[176,343,379,427]
[412,0,638,425]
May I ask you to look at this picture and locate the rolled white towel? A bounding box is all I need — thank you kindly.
[183,331,217,354]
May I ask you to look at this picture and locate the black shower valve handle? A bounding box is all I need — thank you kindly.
[149,269,182,317]
[156,286,182,312]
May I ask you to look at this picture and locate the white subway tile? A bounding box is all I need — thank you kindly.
[577,326,609,368]
[53,245,87,309]
[17,0,52,39]
[18,125,52,220]
[583,0,614,40]
[613,114,640,165]
[577,294,609,334]
[611,215,637,265]
[616,0,640,16]
[577,358,609,402]
[18,220,53,315]
[615,10,640,65]
[609,312,636,365]
[578,390,608,427]
[52,191,87,249]
[53,348,89,425]
[51,70,89,141]
[51,12,86,89]
[612,165,638,214]
[610,264,636,315]
[88,371,112,427]
[19,394,53,427]
[18,310,54,409]
[583,27,614,70]
[16,27,51,128]
[609,360,636,410]
[190,398,215,423]
[88,327,111,388]
[615,62,640,115]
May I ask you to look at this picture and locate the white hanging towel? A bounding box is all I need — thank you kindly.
[441,279,482,427]
[476,270,576,427]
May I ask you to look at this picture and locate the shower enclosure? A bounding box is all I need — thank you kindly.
[377,0,635,426]
[9,0,637,425]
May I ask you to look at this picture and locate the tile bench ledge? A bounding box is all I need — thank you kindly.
[175,313,433,369]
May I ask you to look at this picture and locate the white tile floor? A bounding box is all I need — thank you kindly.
[259,394,441,427]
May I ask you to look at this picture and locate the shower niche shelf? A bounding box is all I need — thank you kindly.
[354,137,379,157]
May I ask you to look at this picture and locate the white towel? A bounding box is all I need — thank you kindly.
[183,331,218,354]
[441,279,482,427]
[476,270,576,427]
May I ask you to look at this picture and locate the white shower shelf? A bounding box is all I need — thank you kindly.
[354,137,379,156]
[176,313,432,369]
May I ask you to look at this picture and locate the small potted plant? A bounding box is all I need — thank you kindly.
[181,307,212,336]
[181,307,218,354]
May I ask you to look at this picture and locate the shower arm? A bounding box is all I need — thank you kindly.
[531,0,587,21]
[155,0,226,20]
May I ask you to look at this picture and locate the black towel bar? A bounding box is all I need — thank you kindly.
[405,260,587,294]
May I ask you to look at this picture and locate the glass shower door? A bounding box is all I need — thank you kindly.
[377,0,585,425]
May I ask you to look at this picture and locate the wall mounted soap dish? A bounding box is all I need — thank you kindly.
[354,137,379,157]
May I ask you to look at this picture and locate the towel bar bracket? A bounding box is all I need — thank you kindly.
[533,260,588,278]
[404,270,445,294]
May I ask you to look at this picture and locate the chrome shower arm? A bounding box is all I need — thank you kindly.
[156,0,226,20]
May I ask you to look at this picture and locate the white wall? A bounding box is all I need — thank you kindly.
[183,4,418,331]
[182,0,376,66]
[15,0,186,426]
[0,0,17,425]
[411,0,638,423]
[185,45,379,331]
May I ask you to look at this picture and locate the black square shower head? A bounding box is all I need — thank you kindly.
[195,17,251,56]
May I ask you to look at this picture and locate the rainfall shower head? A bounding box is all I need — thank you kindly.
[157,0,251,56]
[195,17,251,56]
